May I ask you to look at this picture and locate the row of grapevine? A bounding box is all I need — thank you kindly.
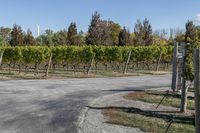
[0,45,173,74]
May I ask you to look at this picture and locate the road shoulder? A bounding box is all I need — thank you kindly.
[78,92,145,133]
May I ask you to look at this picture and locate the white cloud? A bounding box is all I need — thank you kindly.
[193,14,200,25]
[196,14,200,21]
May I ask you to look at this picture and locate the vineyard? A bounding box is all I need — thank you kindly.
[0,45,173,78]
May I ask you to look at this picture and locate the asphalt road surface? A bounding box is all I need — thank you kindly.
[0,75,171,133]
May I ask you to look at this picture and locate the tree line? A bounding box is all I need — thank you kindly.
[1,12,200,46]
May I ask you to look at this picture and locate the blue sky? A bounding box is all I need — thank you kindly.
[0,0,200,36]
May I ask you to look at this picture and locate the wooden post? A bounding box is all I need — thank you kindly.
[194,49,200,133]
[180,42,187,113]
[0,51,3,66]
[177,59,182,91]
[45,53,53,77]
[156,49,162,72]
[123,51,132,74]
[87,54,95,75]
[171,42,178,91]
[0,51,3,79]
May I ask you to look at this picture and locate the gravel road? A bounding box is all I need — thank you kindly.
[0,75,171,133]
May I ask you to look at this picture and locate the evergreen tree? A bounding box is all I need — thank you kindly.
[86,11,102,45]
[111,23,121,45]
[143,18,153,45]
[67,22,78,45]
[76,31,85,45]
[56,30,68,45]
[99,20,112,45]
[10,24,24,46]
[185,21,197,43]
[134,20,144,45]
[118,27,132,46]
[24,29,35,45]
[134,18,153,46]
[44,29,54,46]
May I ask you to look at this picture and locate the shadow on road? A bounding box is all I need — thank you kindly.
[104,85,170,92]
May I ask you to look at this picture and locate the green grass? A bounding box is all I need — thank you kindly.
[103,109,195,133]
[124,91,195,110]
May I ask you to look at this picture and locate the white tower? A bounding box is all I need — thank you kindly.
[37,25,40,36]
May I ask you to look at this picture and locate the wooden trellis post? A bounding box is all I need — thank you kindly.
[0,52,3,66]
[180,42,187,113]
[45,53,53,77]
[87,54,95,75]
[194,49,200,133]
[123,51,132,74]
[171,42,179,91]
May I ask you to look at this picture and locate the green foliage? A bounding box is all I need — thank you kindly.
[134,18,153,46]
[67,22,78,45]
[111,23,121,45]
[118,27,132,46]
[0,37,4,54]
[10,24,24,46]
[24,29,35,45]
[183,21,199,81]
[2,45,173,67]
[3,47,22,63]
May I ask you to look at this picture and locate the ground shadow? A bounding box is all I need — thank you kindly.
[87,106,195,125]
[105,85,170,92]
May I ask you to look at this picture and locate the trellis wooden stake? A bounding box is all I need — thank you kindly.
[123,51,132,74]
[171,42,178,91]
[87,54,95,75]
[156,49,162,72]
[194,49,200,133]
[45,53,53,77]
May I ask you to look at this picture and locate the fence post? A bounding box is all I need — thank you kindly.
[0,52,3,66]
[156,49,162,72]
[87,54,95,75]
[194,49,200,133]
[45,53,52,77]
[171,42,178,91]
[123,51,132,74]
[180,42,188,113]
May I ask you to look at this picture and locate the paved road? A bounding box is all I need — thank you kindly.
[0,75,171,133]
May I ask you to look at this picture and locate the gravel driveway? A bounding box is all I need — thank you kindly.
[0,75,171,133]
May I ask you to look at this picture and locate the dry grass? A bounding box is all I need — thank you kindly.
[103,109,194,133]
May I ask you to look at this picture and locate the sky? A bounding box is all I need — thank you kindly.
[0,0,200,36]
